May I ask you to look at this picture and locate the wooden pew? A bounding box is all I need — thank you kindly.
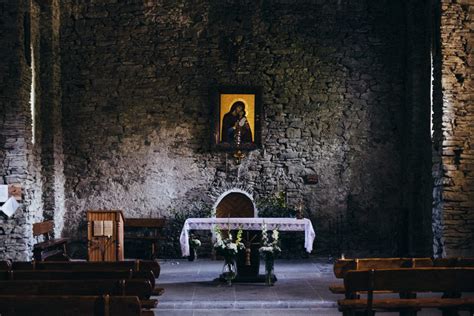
[124,218,166,259]
[0,279,152,299]
[0,271,158,309]
[0,295,143,316]
[10,260,164,296]
[8,260,164,297]
[338,268,474,316]
[330,258,432,294]
[32,221,70,261]
[434,257,474,267]
[0,269,156,288]
[11,260,161,278]
[0,260,11,270]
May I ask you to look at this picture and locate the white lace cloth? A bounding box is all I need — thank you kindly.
[180,217,316,257]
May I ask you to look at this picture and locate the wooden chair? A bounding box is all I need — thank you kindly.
[0,295,143,316]
[32,221,69,261]
[338,267,474,316]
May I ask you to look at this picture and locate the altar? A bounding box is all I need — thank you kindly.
[180,217,316,283]
[180,217,315,257]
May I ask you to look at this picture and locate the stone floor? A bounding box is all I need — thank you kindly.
[151,258,465,316]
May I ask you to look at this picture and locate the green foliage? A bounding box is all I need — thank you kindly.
[161,204,211,258]
[256,192,307,259]
[256,192,296,218]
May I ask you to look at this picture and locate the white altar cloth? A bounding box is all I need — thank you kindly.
[180,217,316,257]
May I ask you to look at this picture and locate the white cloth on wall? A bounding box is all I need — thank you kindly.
[0,197,20,218]
[0,185,8,202]
[180,217,316,257]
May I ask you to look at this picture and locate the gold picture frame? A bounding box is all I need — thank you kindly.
[211,86,262,151]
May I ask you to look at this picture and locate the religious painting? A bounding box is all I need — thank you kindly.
[211,86,262,151]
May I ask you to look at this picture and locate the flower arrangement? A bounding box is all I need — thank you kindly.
[213,225,245,257]
[259,223,281,254]
[214,225,245,285]
[188,234,201,261]
[259,223,281,286]
[189,234,201,249]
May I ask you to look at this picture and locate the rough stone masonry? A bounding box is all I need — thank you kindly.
[59,0,410,256]
[0,0,472,260]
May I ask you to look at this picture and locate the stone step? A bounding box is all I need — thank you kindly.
[156,299,336,310]
[151,308,342,316]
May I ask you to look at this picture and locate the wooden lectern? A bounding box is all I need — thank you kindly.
[87,210,124,261]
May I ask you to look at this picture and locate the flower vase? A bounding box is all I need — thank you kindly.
[188,248,197,261]
[222,256,237,286]
[264,252,275,286]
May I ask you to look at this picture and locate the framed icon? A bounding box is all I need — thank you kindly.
[211,86,262,151]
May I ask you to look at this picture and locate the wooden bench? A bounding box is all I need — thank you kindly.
[0,279,152,298]
[0,272,158,309]
[433,257,474,267]
[32,221,69,261]
[0,260,11,270]
[338,268,474,316]
[9,260,164,296]
[0,295,143,316]
[0,269,156,287]
[124,218,166,259]
[330,258,432,294]
[11,259,161,277]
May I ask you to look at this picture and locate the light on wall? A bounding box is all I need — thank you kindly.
[29,44,36,144]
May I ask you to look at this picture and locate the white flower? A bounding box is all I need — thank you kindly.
[272,230,279,241]
[227,243,237,251]
[260,246,274,252]
[260,225,281,255]
[213,226,245,256]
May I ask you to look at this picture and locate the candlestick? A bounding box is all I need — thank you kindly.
[297,204,303,219]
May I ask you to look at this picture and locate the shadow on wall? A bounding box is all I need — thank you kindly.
[314,194,401,258]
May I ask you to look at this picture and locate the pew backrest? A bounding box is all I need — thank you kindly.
[344,267,474,294]
[11,260,160,278]
[0,279,153,299]
[0,269,156,288]
[0,295,142,316]
[334,258,433,278]
[433,257,474,267]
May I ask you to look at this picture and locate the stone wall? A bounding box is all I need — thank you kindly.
[0,0,64,261]
[5,0,459,260]
[0,0,44,261]
[60,0,413,256]
[433,0,474,257]
[37,0,66,238]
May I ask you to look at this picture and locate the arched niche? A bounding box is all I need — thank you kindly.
[212,189,257,218]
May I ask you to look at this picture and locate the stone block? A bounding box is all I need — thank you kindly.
[286,128,301,139]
